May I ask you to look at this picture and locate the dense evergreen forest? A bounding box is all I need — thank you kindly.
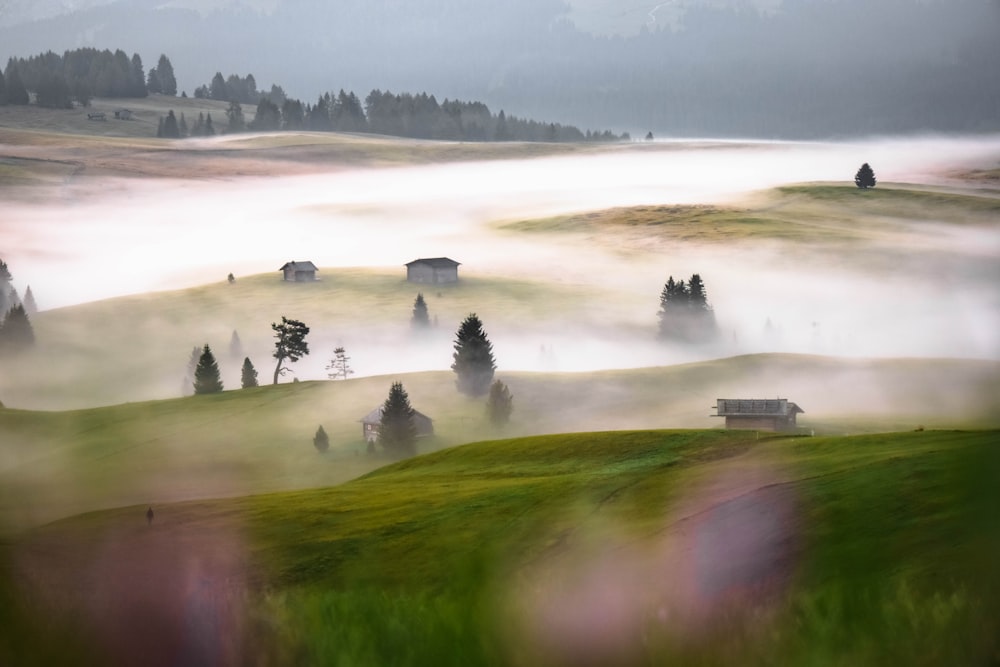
[1,49,625,142]
[0,0,995,138]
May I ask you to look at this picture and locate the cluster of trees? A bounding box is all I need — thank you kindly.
[657,274,717,343]
[178,75,627,142]
[0,50,176,108]
[0,260,36,355]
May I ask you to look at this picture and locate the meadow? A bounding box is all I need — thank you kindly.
[0,112,998,665]
[2,428,997,665]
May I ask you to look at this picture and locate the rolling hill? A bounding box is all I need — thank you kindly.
[2,427,997,665]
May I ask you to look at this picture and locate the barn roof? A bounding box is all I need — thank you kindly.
[715,399,803,417]
[405,257,460,268]
[279,261,318,271]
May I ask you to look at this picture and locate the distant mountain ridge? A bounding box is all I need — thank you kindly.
[1,0,996,138]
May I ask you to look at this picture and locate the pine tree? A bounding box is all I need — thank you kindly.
[146,67,162,94]
[204,114,215,135]
[378,381,417,458]
[156,54,177,96]
[657,276,688,340]
[226,100,245,133]
[313,425,329,453]
[129,53,147,97]
[229,330,243,359]
[411,293,430,328]
[326,347,354,380]
[4,64,29,105]
[22,286,37,314]
[0,68,7,105]
[271,317,310,384]
[451,313,497,396]
[182,346,200,396]
[162,110,180,138]
[855,163,877,189]
[0,304,35,354]
[0,259,12,318]
[486,379,514,427]
[193,344,224,394]
[241,357,259,388]
[658,274,716,342]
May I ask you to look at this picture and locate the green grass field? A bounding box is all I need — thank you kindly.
[2,428,997,665]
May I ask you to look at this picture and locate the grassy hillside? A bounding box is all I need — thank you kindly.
[2,428,997,665]
[2,352,997,535]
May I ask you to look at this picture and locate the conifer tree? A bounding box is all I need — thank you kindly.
[4,64,29,105]
[129,53,147,97]
[313,425,329,453]
[146,67,162,94]
[156,54,177,96]
[193,344,223,394]
[326,347,354,380]
[182,346,200,396]
[226,100,245,133]
[451,313,497,396]
[378,381,417,458]
[162,110,180,138]
[229,330,243,359]
[486,379,514,427]
[0,304,35,354]
[855,162,877,189]
[271,317,309,384]
[411,293,430,328]
[22,286,37,314]
[0,259,12,318]
[241,357,259,388]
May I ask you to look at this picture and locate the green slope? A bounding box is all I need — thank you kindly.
[2,428,997,666]
[2,353,998,535]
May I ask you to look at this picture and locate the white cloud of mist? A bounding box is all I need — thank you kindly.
[3,135,998,382]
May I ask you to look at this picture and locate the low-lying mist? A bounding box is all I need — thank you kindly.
[1,134,998,408]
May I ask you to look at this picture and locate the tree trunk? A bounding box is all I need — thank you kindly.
[273,357,283,384]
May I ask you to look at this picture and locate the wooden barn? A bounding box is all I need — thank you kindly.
[713,398,803,432]
[405,257,460,284]
[279,261,318,282]
[360,406,435,443]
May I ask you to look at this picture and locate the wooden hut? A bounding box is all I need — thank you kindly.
[713,398,803,431]
[405,257,460,284]
[279,261,318,282]
[360,406,435,443]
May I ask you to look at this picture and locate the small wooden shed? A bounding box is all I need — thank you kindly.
[360,406,435,443]
[279,261,318,282]
[405,257,460,284]
[713,398,803,432]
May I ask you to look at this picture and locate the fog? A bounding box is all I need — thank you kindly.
[3,135,999,395]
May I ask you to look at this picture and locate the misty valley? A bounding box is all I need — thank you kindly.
[1,8,1000,658]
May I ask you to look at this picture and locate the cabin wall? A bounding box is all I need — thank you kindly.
[725,416,792,431]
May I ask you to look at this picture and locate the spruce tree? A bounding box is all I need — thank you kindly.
[193,344,223,394]
[129,53,147,97]
[163,111,180,138]
[411,293,430,328]
[182,346,200,396]
[451,313,496,396]
[0,304,35,354]
[0,259,11,318]
[146,67,162,94]
[378,381,417,458]
[241,357,258,388]
[229,330,243,359]
[226,100,245,133]
[156,54,177,96]
[22,286,37,314]
[855,163,877,189]
[0,69,6,105]
[313,425,329,453]
[486,379,514,427]
[4,64,29,105]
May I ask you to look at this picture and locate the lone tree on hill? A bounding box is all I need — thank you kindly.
[658,273,717,342]
[451,313,496,396]
[378,381,417,458]
[326,346,354,380]
[313,425,330,453]
[0,304,35,354]
[241,357,259,388]
[271,317,310,384]
[193,344,224,394]
[855,163,877,189]
[486,379,514,427]
[411,293,430,329]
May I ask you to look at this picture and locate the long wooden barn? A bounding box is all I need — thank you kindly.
[713,398,803,431]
